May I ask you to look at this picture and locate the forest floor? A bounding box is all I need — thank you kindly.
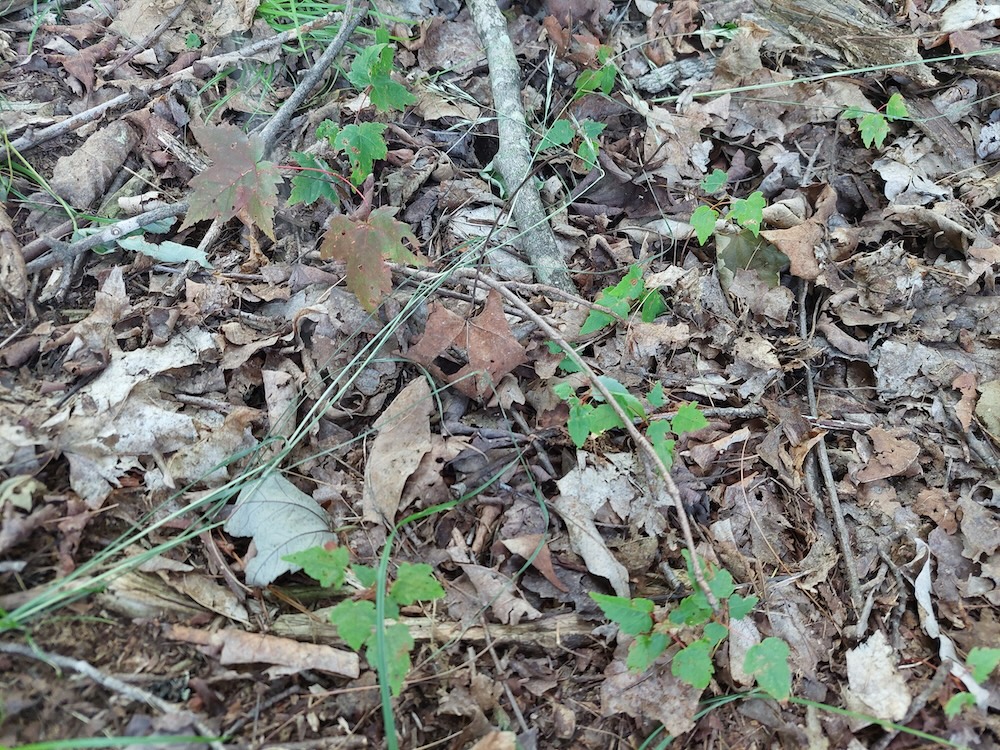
[2,0,1000,748]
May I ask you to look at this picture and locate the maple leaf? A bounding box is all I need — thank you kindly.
[181,123,282,240]
[347,44,416,113]
[406,290,527,399]
[320,208,423,311]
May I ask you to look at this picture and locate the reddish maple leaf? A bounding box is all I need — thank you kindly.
[320,208,423,312]
[181,124,282,240]
[406,290,527,399]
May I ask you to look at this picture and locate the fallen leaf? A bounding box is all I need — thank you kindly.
[407,290,526,399]
[844,630,911,724]
[223,472,335,587]
[362,377,433,524]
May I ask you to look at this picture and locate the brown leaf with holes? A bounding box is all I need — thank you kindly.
[406,290,526,399]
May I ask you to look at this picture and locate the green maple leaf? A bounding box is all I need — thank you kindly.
[627,632,669,671]
[691,205,719,245]
[700,169,728,194]
[728,191,766,236]
[885,93,908,121]
[329,599,376,651]
[390,562,445,605]
[744,637,791,700]
[370,622,415,696]
[671,402,707,436]
[673,638,714,690]
[539,119,574,151]
[320,208,424,311]
[334,122,387,185]
[181,123,282,239]
[288,152,340,207]
[347,44,416,113]
[590,593,654,635]
[859,112,889,148]
[282,544,349,588]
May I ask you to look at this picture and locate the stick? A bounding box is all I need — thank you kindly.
[466,0,574,293]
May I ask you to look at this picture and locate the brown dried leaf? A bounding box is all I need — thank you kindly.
[407,290,526,399]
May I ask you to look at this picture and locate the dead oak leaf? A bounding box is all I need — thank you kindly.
[406,290,526,399]
[47,34,119,94]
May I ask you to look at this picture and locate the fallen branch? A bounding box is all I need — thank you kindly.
[467,0,575,293]
[6,8,349,155]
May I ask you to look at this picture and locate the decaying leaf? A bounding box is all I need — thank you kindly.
[223,472,335,587]
[362,377,433,524]
[321,207,423,311]
[181,123,282,240]
[407,290,527,399]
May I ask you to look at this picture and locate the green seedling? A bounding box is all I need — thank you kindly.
[574,45,617,100]
[577,264,668,335]
[284,543,445,697]
[943,647,1000,717]
[553,375,706,470]
[591,551,791,700]
[538,118,607,170]
[843,92,908,149]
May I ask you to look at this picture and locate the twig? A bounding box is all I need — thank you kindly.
[798,280,864,619]
[256,0,369,156]
[171,1,367,287]
[466,0,574,293]
[6,9,348,155]
[102,0,192,75]
[0,641,224,750]
[25,201,189,273]
[444,268,716,607]
[870,658,953,750]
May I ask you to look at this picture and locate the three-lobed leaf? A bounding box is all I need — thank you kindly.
[627,632,669,672]
[330,599,377,651]
[590,593,654,635]
[391,562,445,605]
[320,208,423,312]
[371,622,415,696]
[728,191,766,236]
[347,44,416,112]
[858,112,889,148]
[691,205,719,245]
[672,402,708,436]
[288,151,340,207]
[673,638,714,690]
[282,544,349,589]
[334,122,388,185]
[700,169,728,194]
[744,637,791,700]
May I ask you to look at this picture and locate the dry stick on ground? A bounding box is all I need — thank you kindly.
[7,8,348,156]
[466,0,575,294]
[102,0,192,75]
[256,0,369,154]
[403,265,718,606]
[23,6,368,277]
[0,641,224,750]
[798,281,864,620]
[25,201,189,273]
